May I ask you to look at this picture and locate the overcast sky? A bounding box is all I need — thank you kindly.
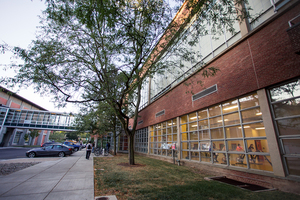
[0,0,78,113]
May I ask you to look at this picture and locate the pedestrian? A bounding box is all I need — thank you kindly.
[106,142,110,153]
[86,141,92,160]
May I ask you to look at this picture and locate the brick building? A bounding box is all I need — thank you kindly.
[132,0,300,194]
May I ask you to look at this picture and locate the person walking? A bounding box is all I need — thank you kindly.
[86,141,92,160]
[106,142,110,153]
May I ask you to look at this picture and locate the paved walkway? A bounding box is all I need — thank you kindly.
[0,149,94,200]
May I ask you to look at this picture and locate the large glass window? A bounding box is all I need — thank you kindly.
[150,118,177,157]
[269,79,300,176]
[180,92,273,172]
[135,127,148,154]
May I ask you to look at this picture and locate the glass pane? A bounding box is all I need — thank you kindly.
[181,124,187,132]
[181,133,188,141]
[167,150,172,157]
[189,132,198,140]
[229,153,247,167]
[189,122,198,131]
[167,135,172,141]
[211,128,224,139]
[198,109,208,119]
[162,129,166,135]
[270,80,300,102]
[200,152,211,162]
[286,157,300,176]
[199,130,210,140]
[173,126,178,133]
[226,126,243,138]
[191,151,199,161]
[182,151,189,159]
[191,142,198,150]
[173,134,177,142]
[210,116,222,128]
[181,115,187,124]
[241,108,262,123]
[182,142,189,150]
[239,93,259,109]
[208,105,221,117]
[199,141,210,151]
[167,120,173,127]
[199,119,208,129]
[173,119,177,126]
[222,100,238,114]
[277,118,300,136]
[249,155,273,172]
[227,140,244,151]
[224,113,240,126]
[247,139,269,153]
[273,98,300,118]
[158,130,161,136]
[167,127,172,134]
[282,139,300,154]
[189,112,197,122]
[162,122,166,128]
[158,136,161,142]
[243,123,266,138]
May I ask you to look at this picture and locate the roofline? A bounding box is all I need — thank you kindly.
[0,86,48,111]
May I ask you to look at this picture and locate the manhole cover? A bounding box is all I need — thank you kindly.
[210,177,271,192]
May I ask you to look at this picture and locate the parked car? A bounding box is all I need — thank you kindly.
[41,141,61,147]
[63,141,81,152]
[26,144,73,158]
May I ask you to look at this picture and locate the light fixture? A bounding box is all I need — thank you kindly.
[223,105,238,111]
[191,125,198,127]
[255,127,265,130]
[217,119,228,122]
[256,112,262,115]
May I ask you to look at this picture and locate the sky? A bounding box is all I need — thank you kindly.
[0,0,78,113]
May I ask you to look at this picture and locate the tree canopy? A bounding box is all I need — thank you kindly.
[0,0,250,164]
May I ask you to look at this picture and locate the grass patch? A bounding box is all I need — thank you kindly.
[94,154,299,200]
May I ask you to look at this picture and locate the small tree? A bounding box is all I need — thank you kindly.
[49,131,65,142]
[29,129,40,146]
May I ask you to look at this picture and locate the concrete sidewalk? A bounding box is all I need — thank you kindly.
[0,149,94,200]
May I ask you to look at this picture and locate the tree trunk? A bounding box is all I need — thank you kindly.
[128,133,135,165]
[113,132,117,155]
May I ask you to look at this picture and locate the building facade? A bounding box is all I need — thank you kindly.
[133,0,300,194]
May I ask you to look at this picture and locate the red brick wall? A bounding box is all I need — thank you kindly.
[0,97,7,105]
[10,102,21,109]
[136,4,300,130]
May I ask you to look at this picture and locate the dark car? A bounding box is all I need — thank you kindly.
[41,141,61,147]
[26,144,73,158]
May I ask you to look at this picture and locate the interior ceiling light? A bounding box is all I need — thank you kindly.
[223,105,238,111]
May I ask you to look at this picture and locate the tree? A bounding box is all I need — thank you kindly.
[1,0,249,164]
[49,131,66,142]
[75,102,120,155]
[29,129,40,146]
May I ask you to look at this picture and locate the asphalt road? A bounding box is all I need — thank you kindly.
[0,148,31,160]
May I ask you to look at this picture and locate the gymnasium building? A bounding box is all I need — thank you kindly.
[132,0,300,194]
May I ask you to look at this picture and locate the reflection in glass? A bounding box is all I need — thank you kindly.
[270,80,300,102]
[222,100,238,114]
[199,141,210,151]
[273,98,300,118]
[226,126,242,138]
[282,139,300,154]
[224,113,240,126]
[211,128,224,139]
[286,157,300,176]
[241,108,262,123]
[239,93,259,109]
[277,118,300,136]
[244,123,266,137]
[191,142,198,150]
